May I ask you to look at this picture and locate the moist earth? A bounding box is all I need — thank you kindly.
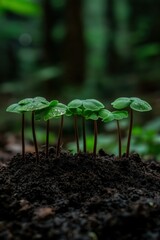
[0,148,160,240]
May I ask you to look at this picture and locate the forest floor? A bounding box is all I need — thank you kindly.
[0,147,160,240]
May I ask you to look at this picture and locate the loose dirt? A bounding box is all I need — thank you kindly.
[0,148,160,239]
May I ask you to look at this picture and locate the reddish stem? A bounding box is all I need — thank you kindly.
[82,117,86,153]
[56,115,64,157]
[116,120,121,159]
[74,115,80,153]
[32,111,39,162]
[46,120,50,158]
[93,120,98,158]
[22,113,25,161]
[126,108,133,157]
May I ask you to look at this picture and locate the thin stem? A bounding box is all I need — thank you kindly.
[56,115,64,157]
[46,120,50,158]
[74,115,80,153]
[126,108,133,157]
[93,120,98,158]
[82,116,86,153]
[32,111,39,162]
[22,113,25,161]
[116,120,121,159]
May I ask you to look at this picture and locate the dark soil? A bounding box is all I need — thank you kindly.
[0,148,160,240]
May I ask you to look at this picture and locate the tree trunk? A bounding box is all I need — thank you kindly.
[64,0,85,85]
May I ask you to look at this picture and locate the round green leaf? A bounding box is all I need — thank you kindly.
[54,103,67,117]
[130,100,152,112]
[84,109,99,120]
[36,103,67,121]
[111,97,131,109]
[18,97,49,112]
[65,108,72,117]
[102,113,114,123]
[112,110,128,120]
[67,99,83,109]
[49,100,59,107]
[86,113,99,120]
[99,109,114,122]
[98,109,112,119]
[6,103,24,113]
[130,97,141,102]
[66,107,82,116]
[35,108,46,120]
[18,98,33,105]
[83,99,104,111]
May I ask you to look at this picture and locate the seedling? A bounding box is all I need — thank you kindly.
[98,108,115,151]
[6,103,26,160]
[35,101,67,157]
[18,97,50,161]
[99,109,129,158]
[111,97,152,157]
[67,99,104,154]
[66,99,83,153]
[85,108,111,158]
[112,111,128,158]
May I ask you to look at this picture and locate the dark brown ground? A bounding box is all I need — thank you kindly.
[0,148,160,240]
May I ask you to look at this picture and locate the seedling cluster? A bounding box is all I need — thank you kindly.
[6,97,152,160]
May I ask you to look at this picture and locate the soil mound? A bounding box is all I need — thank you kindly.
[0,148,160,239]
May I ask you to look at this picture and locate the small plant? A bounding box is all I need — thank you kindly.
[19,97,50,161]
[111,97,152,157]
[6,96,153,161]
[85,108,113,157]
[66,99,82,153]
[112,111,128,158]
[99,109,128,158]
[6,97,50,161]
[67,99,104,155]
[35,101,67,157]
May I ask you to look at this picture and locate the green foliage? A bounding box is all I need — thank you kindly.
[99,109,128,122]
[111,97,152,157]
[35,102,67,121]
[67,99,105,118]
[99,109,114,123]
[135,44,160,60]
[67,99,83,109]
[131,117,160,160]
[112,111,128,120]
[6,96,154,159]
[0,0,42,16]
[18,97,49,112]
[111,98,131,109]
[111,97,152,112]
[83,99,104,111]
[6,103,24,114]
[7,97,50,114]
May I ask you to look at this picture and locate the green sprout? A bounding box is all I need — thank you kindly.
[99,109,128,158]
[18,97,50,161]
[99,108,115,150]
[85,108,112,158]
[35,101,67,157]
[111,97,152,157]
[6,103,26,161]
[112,111,128,158]
[66,99,82,153]
[67,99,104,155]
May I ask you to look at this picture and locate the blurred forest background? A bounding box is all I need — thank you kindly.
[0,0,160,158]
